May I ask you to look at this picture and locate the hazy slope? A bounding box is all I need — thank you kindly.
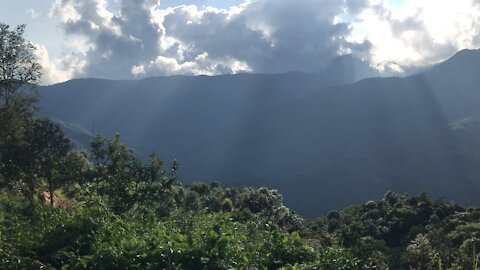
[215,49,480,215]
[40,55,376,164]
[38,51,480,216]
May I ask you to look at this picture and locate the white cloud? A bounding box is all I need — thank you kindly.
[131,64,145,76]
[38,0,480,82]
[34,44,86,84]
[349,0,480,71]
[44,0,371,81]
[50,1,82,23]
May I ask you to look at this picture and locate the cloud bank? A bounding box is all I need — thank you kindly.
[38,0,480,83]
[350,0,480,72]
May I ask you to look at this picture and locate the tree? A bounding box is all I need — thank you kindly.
[25,118,72,206]
[2,118,73,205]
[89,134,176,214]
[0,23,41,108]
[89,134,143,212]
[169,159,179,185]
[0,23,41,185]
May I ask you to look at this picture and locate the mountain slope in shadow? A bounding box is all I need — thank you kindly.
[39,51,480,216]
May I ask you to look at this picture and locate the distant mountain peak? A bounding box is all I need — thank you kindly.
[452,48,480,56]
[427,48,480,75]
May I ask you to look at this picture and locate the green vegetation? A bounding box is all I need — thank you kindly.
[2,144,480,270]
[1,22,480,269]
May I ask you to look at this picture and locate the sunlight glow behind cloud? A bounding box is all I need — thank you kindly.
[348,0,480,72]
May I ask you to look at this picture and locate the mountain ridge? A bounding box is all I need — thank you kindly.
[39,50,480,216]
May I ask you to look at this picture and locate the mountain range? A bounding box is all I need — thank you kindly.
[39,51,480,216]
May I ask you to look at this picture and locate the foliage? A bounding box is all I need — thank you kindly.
[0,23,41,187]
[307,191,480,269]
[2,128,480,269]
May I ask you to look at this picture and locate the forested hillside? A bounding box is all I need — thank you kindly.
[40,49,480,215]
[2,132,480,269]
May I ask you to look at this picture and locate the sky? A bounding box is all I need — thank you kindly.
[1,0,480,84]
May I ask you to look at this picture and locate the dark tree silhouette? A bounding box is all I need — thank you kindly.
[0,23,42,187]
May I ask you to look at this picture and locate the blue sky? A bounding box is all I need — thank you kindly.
[161,0,244,8]
[388,0,403,9]
[1,0,479,83]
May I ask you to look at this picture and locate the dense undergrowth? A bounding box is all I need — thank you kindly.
[0,152,480,270]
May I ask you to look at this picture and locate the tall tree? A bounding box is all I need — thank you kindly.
[0,23,41,107]
[90,133,140,212]
[0,23,42,185]
[89,134,173,213]
[25,118,72,206]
